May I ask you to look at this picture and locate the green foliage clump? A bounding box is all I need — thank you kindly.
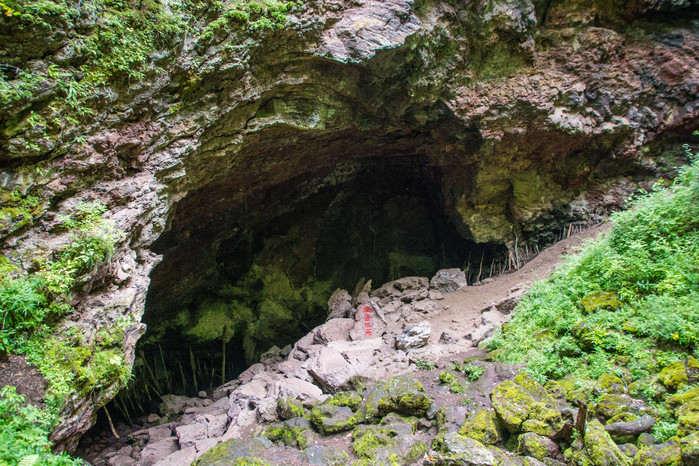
[0,201,119,354]
[0,386,84,465]
[488,146,699,386]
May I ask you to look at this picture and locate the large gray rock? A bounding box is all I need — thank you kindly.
[326,289,354,320]
[175,422,207,449]
[316,0,421,63]
[304,346,359,393]
[429,432,496,465]
[396,320,431,350]
[301,445,351,465]
[138,437,179,466]
[313,318,355,345]
[430,269,468,293]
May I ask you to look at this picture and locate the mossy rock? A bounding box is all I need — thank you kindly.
[352,427,394,457]
[195,437,274,465]
[592,394,639,421]
[666,387,699,415]
[677,400,699,438]
[606,412,639,424]
[364,375,433,422]
[490,373,563,436]
[544,380,575,400]
[680,432,699,465]
[580,291,621,314]
[594,373,625,395]
[458,407,505,446]
[328,391,363,411]
[517,432,559,461]
[265,420,314,449]
[568,419,631,465]
[430,432,496,465]
[300,445,351,465]
[278,396,307,420]
[632,437,682,466]
[310,403,360,435]
[380,412,418,435]
[658,357,699,391]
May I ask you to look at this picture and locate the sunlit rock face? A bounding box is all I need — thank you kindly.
[0,0,696,451]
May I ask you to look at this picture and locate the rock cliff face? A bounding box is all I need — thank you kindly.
[0,0,697,451]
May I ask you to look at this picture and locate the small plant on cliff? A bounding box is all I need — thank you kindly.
[0,201,119,355]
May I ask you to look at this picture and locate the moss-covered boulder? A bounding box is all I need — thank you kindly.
[278,396,307,420]
[265,417,314,449]
[658,357,699,391]
[517,432,561,461]
[677,398,699,437]
[568,419,631,465]
[580,291,621,314]
[353,431,428,465]
[458,407,505,445]
[666,387,699,414]
[380,412,419,435]
[632,437,682,465]
[490,373,563,436]
[364,375,433,422]
[195,437,275,465]
[680,432,699,465]
[544,380,575,400]
[300,445,351,465]
[328,391,363,411]
[310,403,360,435]
[429,432,496,465]
[594,373,625,395]
[592,394,642,421]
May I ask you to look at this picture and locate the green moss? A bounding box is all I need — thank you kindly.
[677,400,699,437]
[310,403,360,435]
[570,419,631,465]
[352,428,392,458]
[265,424,310,449]
[581,291,622,314]
[594,373,625,395]
[458,408,504,445]
[658,358,699,391]
[278,396,307,420]
[490,373,563,435]
[632,438,682,466]
[329,391,363,411]
[364,375,432,421]
[518,432,552,461]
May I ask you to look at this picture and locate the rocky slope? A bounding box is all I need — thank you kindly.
[0,0,698,453]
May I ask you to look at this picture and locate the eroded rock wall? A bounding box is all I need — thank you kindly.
[0,0,697,451]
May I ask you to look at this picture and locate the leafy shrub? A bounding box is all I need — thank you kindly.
[488,147,699,385]
[0,386,83,465]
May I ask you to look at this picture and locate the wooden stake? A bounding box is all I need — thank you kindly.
[103,406,120,439]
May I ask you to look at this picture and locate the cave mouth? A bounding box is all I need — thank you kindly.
[111,153,505,420]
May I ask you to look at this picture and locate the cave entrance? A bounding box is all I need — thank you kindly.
[112,152,503,420]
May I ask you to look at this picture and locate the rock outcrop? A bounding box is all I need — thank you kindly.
[0,0,697,451]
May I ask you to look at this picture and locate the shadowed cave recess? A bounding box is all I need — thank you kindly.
[107,112,684,423]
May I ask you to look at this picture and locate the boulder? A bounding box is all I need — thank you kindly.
[350,301,388,341]
[396,321,431,351]
[138,437,179,466]
[658,357,699,391]
[313,318,355,345]
[304,346,358,393]
[459,407,506,445]
[194,437,274,465]
[372,277,429,302]
[364,375,433,421]
[152,447,197,466]
[680,432,699,466]
[310,403,360,434]
[666,387,699,414]
[327,289,354,320]
[604,414,654,437]
[430,268,468,293]
[300,445,351,465]
[677,398,699,437]
[490,373,563,436]
[632,437,682,465]
[266,420,314,449]
[569,419,630,465]
[359,434,428,465]
[278,396,307,420]
[517,432,561,461]
[429,432,495,465]
[175,422,207,449]
[437,405,470,433]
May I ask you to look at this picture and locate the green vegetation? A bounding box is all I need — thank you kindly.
[0,386,83,465]
[488,146,698,382]
[0,201,122,465]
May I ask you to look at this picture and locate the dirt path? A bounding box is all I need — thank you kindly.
[428,222,612,345]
